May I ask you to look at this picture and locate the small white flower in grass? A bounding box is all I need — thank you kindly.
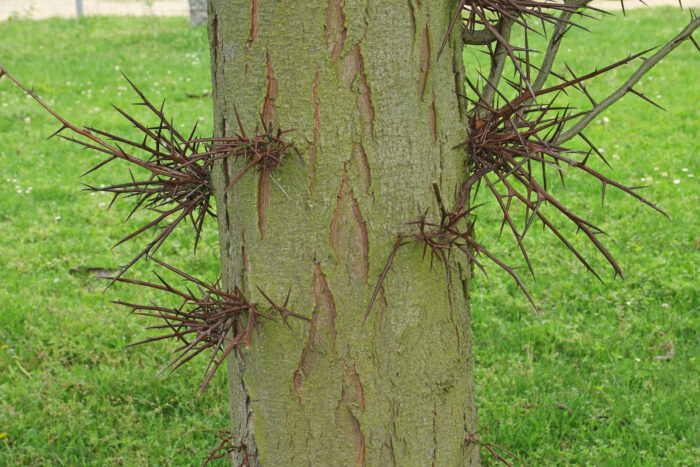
[682,168,688,172]
[673,179,680,184]
[15,185,20,189]
[55,216,61,221]
[635,358,641,362]
[603,116,610,124]
[26,187,32,192]
[12,179,17,182]
[656,94,662,99]
[661,303,668,308]
[626,301,632,305]
[612,154,620,160]
[654,167,659,171]
[98,202,106,208]
[688,174,694,178]
[25,94,32,99]
[66,81,71,86]
[647,176,653,182]
[2,103,7,107]
[661,172,668,177]
[115,65,120,71]
[599,148,605,153]
[16,189,22,194]
[641,178,646,182]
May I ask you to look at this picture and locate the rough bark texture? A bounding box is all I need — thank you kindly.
[189,0,207,26]
[208,1,478,465]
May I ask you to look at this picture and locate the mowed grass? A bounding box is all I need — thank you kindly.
[0,9,697,466]
[0,16,226,466]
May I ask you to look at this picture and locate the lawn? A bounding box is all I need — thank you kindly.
[0,9,697,466]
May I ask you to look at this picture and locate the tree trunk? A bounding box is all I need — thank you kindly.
[207,1,479,465]
[189,0,207,27]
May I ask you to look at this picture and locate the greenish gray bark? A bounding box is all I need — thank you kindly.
[208,1,478,464]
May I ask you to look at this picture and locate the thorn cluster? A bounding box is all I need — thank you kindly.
[463,431,524,466]
[461,57,668,284]
[77,77,300,284]
[203,431,257,466]
[366,183,536,321]
[74,75,222,284]
[115,258,307,395]
[441,0,596,87]
[0,67,301,285]
[212,106,303,194]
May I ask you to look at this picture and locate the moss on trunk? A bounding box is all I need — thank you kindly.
[208,1,478,464]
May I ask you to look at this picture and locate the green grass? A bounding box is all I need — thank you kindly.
[0,9,697,466]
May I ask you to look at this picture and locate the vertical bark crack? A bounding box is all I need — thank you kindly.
[294,259,338,386]
[222,155,231,228]
[262,50,279,129]
[407,0,416,41]
[309,69,321,190]
[212,15,218,63]
[257,170,270,238]
[241,226,249,272]
[336,362,367,467]
[350,141,372,195]
[430,95,437,143]
[242,0,259,73]
[325,0,347,64]
[343,44,376,142]
[329,167,370,282]
[418,19,431,100]
[354,45,375,142]
[249,0,259,46]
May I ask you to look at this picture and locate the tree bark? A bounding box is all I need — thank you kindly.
[208,1,478,465]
